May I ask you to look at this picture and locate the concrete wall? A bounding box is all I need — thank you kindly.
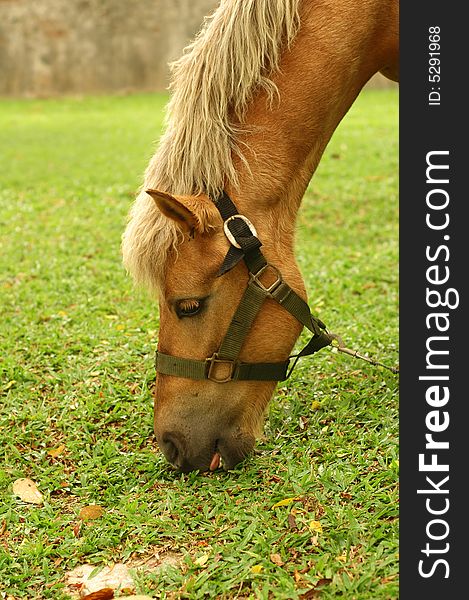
[0,0,396,97]
[0,0,219,97]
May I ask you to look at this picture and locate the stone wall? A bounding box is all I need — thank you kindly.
[0,0,396,97]
[0,0,219,96]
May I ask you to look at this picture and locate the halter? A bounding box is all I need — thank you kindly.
[155,192,335,383]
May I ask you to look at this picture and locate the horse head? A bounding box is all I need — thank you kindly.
[146,189,306,472]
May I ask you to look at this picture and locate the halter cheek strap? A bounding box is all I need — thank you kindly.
[155,192,333,382]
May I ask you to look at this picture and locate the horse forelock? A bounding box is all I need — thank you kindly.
[123,0,301,292]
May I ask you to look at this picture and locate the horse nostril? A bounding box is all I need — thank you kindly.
[161,432,183,465]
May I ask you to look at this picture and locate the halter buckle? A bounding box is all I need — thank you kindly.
[249,264,282,293]
[223,214,258,249]
[206,353,236,383]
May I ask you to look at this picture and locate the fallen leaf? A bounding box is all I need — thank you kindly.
[315,578,332,587]
[79,505,105,521]
[47,444,65,457]
[12,478,43,504]
[293,570,302,583]
[270,553,284,566]
[81,589,114,600]
[0,520,6,536]
[309,520,323,533]
[336,554,347,562]
[250,565,263,574]
[287,513,298,529]
[299,590,319,600]
[299,578,332,600]
[194,553,209,567]
[272,496,301,508]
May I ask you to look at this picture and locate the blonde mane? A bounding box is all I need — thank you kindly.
[122,0,301,292]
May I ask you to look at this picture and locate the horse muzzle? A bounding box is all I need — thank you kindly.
[158,428,255,473]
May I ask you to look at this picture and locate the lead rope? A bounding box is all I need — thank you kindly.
[285,330,399,380]
[328,332,399,374]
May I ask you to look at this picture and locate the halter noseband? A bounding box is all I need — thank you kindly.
[155,192,334,383]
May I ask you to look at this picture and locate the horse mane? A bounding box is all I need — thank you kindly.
[122,0,301,292]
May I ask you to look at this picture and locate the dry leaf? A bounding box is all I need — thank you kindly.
[47,444,65,457]
[81,589,114,600]
[309,520,323,533]
[299,590,320,600]
[79,505,105,521]
[272,496,301,508]
[315,578,332,587]
[194,553,209,567]
[270,553,284,566]
[250,565,263,574]
[287,513,298,530]
[336,554,347,562]
[12,478,43,504]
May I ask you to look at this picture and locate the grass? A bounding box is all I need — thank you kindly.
[0,88,398,599]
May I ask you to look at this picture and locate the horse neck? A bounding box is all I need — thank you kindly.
[226,0,398,250]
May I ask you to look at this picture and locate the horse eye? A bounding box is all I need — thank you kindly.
[176,298,204,318]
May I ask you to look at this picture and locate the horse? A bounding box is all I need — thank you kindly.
[121,0,399,473]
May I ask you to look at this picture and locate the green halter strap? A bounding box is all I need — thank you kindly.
[155,192,333,382]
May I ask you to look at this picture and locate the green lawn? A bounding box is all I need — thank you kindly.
[0,89,398,599]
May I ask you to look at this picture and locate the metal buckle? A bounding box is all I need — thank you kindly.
[206,353,236,383]
[249,264,283,293]
[223,214,258,249]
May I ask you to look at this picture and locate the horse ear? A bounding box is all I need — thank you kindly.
[146,189,220,233]
[146,189,197,233]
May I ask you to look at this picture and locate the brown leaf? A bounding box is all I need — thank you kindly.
[47,444,65,457]
[287,513,298,530]
[316,578,332,587]
[79,505,105,521]
[269,474,282,483]
[299,590,320,600]
[12,478,43,504]
[270,553,284,566]
[298,578,333,598]
[81,589,114,600]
